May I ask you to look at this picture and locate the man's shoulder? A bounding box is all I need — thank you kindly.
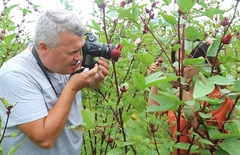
[0,49,36,75]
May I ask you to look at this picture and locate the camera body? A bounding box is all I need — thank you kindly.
[81,33,116,69]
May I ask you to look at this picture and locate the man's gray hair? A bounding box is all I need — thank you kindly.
[34,9,87,49]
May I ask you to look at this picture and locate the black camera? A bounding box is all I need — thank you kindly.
[81,33,117,69]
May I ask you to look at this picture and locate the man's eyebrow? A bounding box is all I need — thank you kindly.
[66,48,82,54]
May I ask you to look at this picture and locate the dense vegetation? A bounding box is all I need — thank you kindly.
[1,0,240,154]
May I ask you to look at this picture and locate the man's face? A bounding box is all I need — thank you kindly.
[44,32,85,74]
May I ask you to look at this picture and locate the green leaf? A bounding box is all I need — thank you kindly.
[209,128,220,139]
[11,132,17,137]
[174,142,198,150]
[185,26,200,41]
[160,13,177,25]
[208,75,234,85]
[131,1,139,22]
[199,138,214,146]
[81,109,95,129]
[133,72,146,90]
[8,136,28,155]
[199,149,212,155]
[172,43,181,51]
[174,142,189,150]
[0,98,9,107]
[183,57,205,66]
[184,99,195,106]
[147,94,178,112]
[225,122,239,135]
[218,55,238,64]
[212,133,240,140]
[3,4,19,15]
[193,80,215,99]
[196,96,224,105]
[118,8,131,19]
[21,8,28,15]
[202,8,215,19]
[87,20,101,31]
[122,141,135,147]
[207,39,221,57]
[234,80,240,93]
[163,0,172,5]
[176,0,197,13]
[4,34,16,44]
[220,137,240,155]
[185,40,193,52]
[145,73,179,88]
[106,148,124,155]
[136,52,154,67]
[199,112,212,119]
[214,148,230,155]
[94,0,101,5]
[68,124,86,131]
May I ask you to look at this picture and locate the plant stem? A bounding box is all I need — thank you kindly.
[0,104,11,144]
[152,132,161,155]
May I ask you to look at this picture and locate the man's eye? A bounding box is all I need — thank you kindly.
[66,51,77,55]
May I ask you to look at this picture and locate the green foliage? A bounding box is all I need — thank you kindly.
[0,1,34,67]
[8,136,28,155]
[1,0,240,155]
[80,0,240,154]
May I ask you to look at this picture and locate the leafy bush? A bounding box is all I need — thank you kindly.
[79,0,240,154]
[1,0,240,155]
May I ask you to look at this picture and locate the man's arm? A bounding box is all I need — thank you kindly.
[17,65,99,149]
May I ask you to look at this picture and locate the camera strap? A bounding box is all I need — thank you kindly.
[69,68,85,78]
[32,47,59,97]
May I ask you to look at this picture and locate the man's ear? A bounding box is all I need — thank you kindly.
[38,42,48,54]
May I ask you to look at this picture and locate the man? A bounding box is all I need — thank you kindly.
[0,9,109,154]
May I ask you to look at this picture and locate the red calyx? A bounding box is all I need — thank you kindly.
[221,34,232,44]
[98,2,107,9]
[120,86,126,92]
[111,44,123,61]
[220,17,229,26]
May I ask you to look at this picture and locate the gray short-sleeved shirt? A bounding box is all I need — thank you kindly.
[0,46,83,155]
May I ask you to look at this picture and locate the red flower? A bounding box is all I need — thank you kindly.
[158,57,163,63]
[220,17,229,26]
[101,134,106,139]
[120,86,126,92]
[111,44,123,61]
[145,8,150,14]
[151,2,157,7]
[98,2,107,9]
[120,1,126,7]
[149,123,155,128]
[150,13,154,19]
[222,34,232,44]
[107,137,113,143]
[150,127,157,133]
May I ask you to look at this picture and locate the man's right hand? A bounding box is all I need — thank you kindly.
[68,64,99,92]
